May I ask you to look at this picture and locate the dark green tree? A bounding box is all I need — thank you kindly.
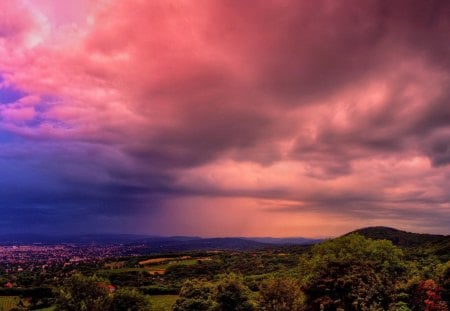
[214,273,255,311]
[172,279,216,311]
[389,302,412,311]
[441,262,450,308]
[299,234,406,310]
[109,288,151,311]
[258,277,304,311]
[55,274,111,311]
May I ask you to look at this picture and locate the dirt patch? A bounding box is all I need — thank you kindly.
[148,269,166,275]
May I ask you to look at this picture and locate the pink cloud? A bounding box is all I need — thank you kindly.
[1,106,36,122]
[0,0,449,235]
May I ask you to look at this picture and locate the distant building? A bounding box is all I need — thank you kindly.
[97,282,116,293]
[4,282,13,288]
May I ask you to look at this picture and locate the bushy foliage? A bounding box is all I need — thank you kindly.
[214,273,255,311]
[165,253,299,282]
[389,301,412,311]
[299,234,406,310]
[109,288,151,311]
[172,274,255,311]
[440,262,450,308]
[172,279,216,311]
[258,277,303,311]
[410,279,448,311]
[56,274,151,311]
[55,274,111,311]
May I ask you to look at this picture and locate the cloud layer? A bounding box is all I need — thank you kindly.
[0,0,449,236]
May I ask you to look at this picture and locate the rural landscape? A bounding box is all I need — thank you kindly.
[0,227,448,310]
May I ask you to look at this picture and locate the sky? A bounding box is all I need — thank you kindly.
[0,0,449,237]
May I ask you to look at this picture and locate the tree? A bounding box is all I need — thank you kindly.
[57,274,153,311]
[214,273,255,311]
[172,279,216,311]
[56,274,111,311]
[411,279,448,311]
[109,288,151,311]
[258,277,304,311]
[440,262,450,308]
[389,302,412,311]
[299,234,406,310]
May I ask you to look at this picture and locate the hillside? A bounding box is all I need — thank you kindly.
[245,237,322,245]
[350,226,450,259]
[350,226,447,246]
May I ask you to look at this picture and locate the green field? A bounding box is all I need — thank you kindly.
[28,294,179,310]
[32,298,177,311]
[99,258,203,275]
[148,295,178,311]
[98,267,147,274]
[149,258,201,270]
[0,296,20,311]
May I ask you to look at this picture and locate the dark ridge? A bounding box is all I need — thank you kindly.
[346,227,450,247]
[0,234,319,253]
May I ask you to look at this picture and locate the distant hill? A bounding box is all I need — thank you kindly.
[0,234,320,251]
[349,226,447,247]
[245,237,322,245]
[134,237,273,253]
[348,226,450,259]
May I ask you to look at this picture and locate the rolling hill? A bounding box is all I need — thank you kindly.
[349,226,450,259]
[349,226,447,246]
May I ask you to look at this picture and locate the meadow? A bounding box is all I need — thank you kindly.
[148,295,179,311]
[0,296,20,311]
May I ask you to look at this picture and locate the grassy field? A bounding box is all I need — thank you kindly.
[98,267,147,274]
[0,296,20,311]
[99,258,206,276]
[139,257,184,265]
[148,295,178,311]
[149,258,201,270]
[32,297,177,311]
